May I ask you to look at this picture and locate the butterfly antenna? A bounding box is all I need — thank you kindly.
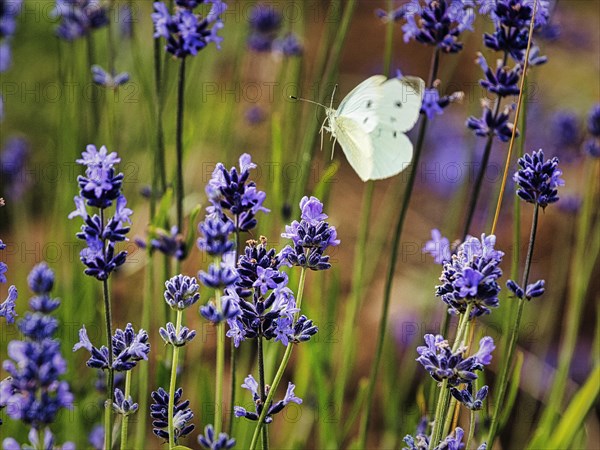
[289,96,328,110]
[329,84,338,109]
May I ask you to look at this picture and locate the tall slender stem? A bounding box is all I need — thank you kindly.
[487,204,539,445]
[214,288,225,436]
[176,58,186,234]
[120,370,132,450]
[358,48,440,448]
[168,309,183,449]
[257,336,269,450]
[465,409,476,450]
[102,281,115,450]
[152,37,167,218]
[248,268,307,450]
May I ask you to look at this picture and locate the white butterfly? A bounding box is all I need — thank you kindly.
[297,75,425,181]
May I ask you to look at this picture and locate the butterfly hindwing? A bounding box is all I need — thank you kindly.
[367,122,413,180]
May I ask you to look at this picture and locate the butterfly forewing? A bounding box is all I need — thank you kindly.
[334,116,375,182]
[336,75,386,133]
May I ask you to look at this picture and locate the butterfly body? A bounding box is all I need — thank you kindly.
[320,75,425,181]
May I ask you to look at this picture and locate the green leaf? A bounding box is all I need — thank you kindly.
[172,446,193,450]
[152,187,174,228]
[546,364,600,449]
[499,350,524,429]
[185,204,202,254]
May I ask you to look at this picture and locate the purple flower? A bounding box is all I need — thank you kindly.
[416,334,495,386]
[587,104,600,137]
[514,149,563,208]
[451,383,489,410]
[3,428,74,450]
[91,65,130,88]
[436,234,504,318]
[477,53,521,97]
[200,290,241,324]
[507,278,545,300]
[113,387,138,416]
[152,0,227,58]
[423,229,451,264]
[467,100,517,142]
[197,214,235,256]
[279,195,339,271]
[234,375,302,423]
[198,424,236,450]
[27,262,55,295]
[146,226,187,260]
[273,32,303,57]
[151,387,195,442]
[482,0,548,64]
[2,337,73,428]
[164,274,201,310]
[401,0,475,53]
[53,0,109,40]
[206,153,269,232]
[551,110,580,148]
[0,284,18,323]
[159,322,197,347]
[0,136,30,200]
[73,323,150,371]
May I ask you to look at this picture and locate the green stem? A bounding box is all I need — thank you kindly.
[168,309,183,449]
[103,280,114,450]
[487,203,539,446]
[466,409,476,450]
[248,268,307,450]
[175,58,186,234]
[152,37,167,218]
[357,48,441,448]
[257,336,269,450]
[120,370,132,450]
[215,287,225,436]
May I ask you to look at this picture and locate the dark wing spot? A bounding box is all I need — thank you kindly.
[390,116,397,123]
[363,117,369,124]
[395,101,403,108]
[366,100,373,108]
[393,131,397,138]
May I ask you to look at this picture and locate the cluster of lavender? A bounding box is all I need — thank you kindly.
[467,0,548,141]
[0,0,21,72]
[68,145,132,281]
[1,263,74,449]
[416,147,563,447]
[52,0,108,41]
[152,0,227,58]
[550,104,600,160]
[247,3,303,56]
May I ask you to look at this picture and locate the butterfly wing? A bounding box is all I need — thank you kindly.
[333,116,375,182]
[377,76,425,132]
[366,123,414,180]
[336,75,386,133]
